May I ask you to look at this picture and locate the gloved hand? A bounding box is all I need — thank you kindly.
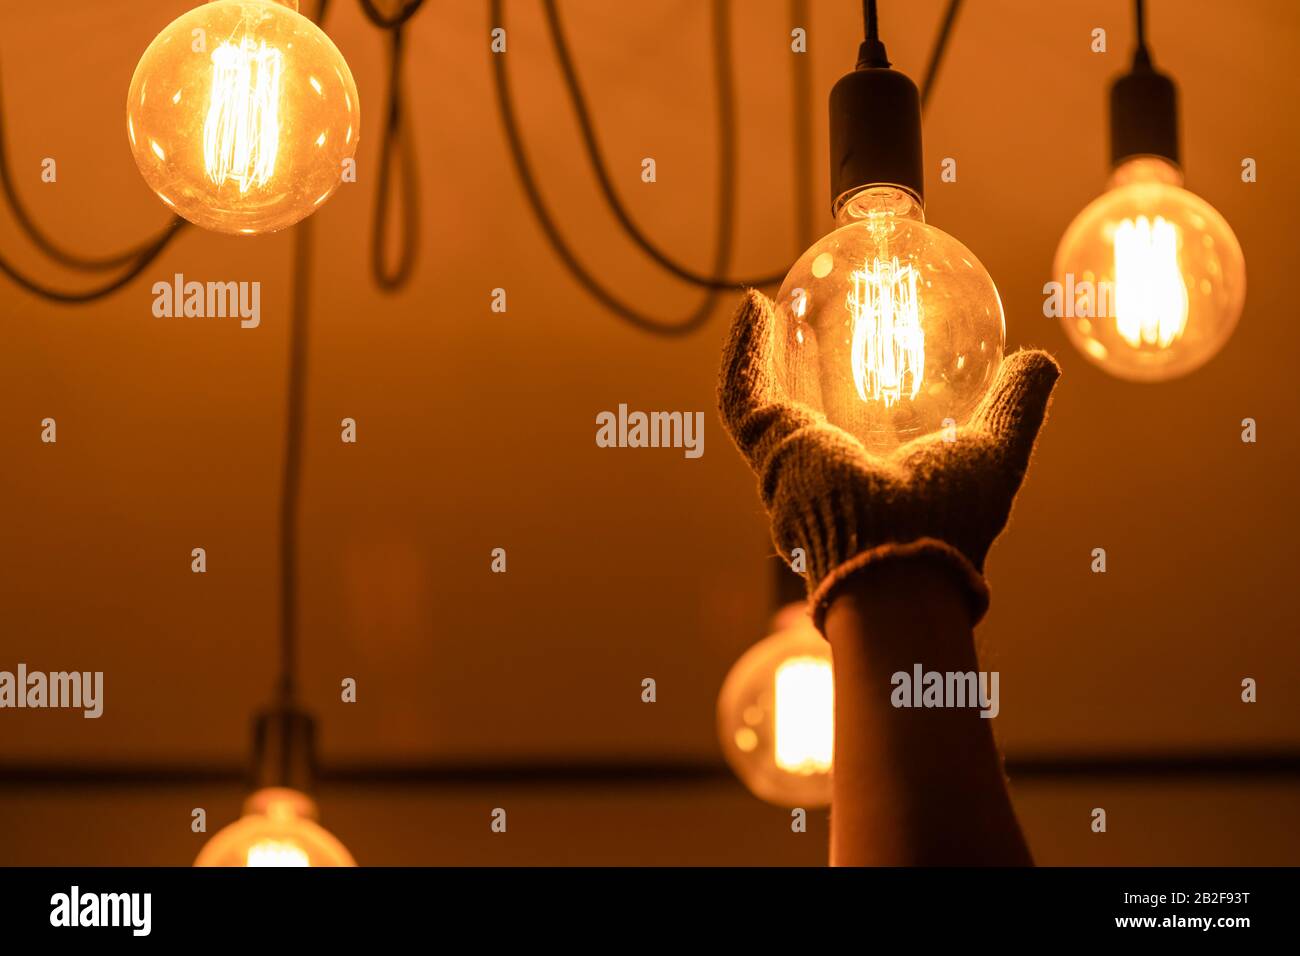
[718,290,1060,631]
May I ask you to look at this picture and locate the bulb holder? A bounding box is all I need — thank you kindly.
[828,65,924,214]
[1109,57,1180,168]
[250,706,317,794]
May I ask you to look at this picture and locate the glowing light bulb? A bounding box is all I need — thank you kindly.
[775,187,1005,451]
[772,655,834,775]
[718,605,834,807]
[849,256,924,407]
[127,0,360,235]
[194,787,355,867]
[246,839,310,867]
[1113,215,1186,348]
[1054,157,1245,380]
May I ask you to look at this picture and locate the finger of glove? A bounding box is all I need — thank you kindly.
[968,348,1061,478]
[718,289,820,466]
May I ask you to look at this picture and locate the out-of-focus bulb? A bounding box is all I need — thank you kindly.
[194,787,355,867]
[717,604,834,807]
[127,0,360,235]
[775,187,1005,451]
[1053,156,1245,380]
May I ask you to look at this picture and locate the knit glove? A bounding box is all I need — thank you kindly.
[718,290,1060,631]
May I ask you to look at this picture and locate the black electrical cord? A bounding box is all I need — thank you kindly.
[542,0,786,290]
[0,76,179,272]
[919,0,962,111]
[0,217,186,303]
[275,0,333,709]
[0,63,188,299]
[370,26,421,292]
[353,0,425,292]
[512,0,963,332]
[277,218,316,708]
[1132,0,1151,66]
[358,0,426,29]
[491,0,730,336]
[863,0,878,41]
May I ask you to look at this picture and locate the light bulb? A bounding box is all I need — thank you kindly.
[774,187,1005,451]
[1053,156,1245,380]
[194,787,356,866]
[127,0,360,235]
[717,604,834,807]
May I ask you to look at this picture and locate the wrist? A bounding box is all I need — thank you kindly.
[810,537,989,634]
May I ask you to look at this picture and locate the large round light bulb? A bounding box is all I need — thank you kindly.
[717,604,834,808]
[194,787,356,866]
[127,0,360,235]
[1053,157,1245,380]
[775,187,1005,451]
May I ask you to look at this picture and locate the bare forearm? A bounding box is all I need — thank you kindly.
[825,561,1032,866]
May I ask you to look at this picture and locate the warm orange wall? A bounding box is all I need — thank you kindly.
[1,1,1297,865]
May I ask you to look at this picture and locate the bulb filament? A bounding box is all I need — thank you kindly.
[246,839,310,867]
[1113,215,1189,348]
[847,256,925,407]
[204,39,283,193]
[773,656,834,775]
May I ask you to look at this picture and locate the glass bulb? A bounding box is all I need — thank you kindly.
[194,787,356,866]
[717,604,834,808]
[775,187,1005,451]
[1053,157,1246,380]
[127,0,360,235]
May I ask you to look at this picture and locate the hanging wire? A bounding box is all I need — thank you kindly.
[491,0,731,336]
[3,0,963,321]
[356,0,424,292]
[0,217,186,303]
[278,215,315,708]
[272,0,336,709]
[0,73,180,272]
[863,0,879,41]
[495,0,965,335]
[919,0,962,111]
[0,63,188,300]
[358,0,426,29]
[1131,0,1152,66]
[541,0,787,289]
[370,25,421,291]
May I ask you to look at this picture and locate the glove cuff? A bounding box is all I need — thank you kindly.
[809,537,990,634]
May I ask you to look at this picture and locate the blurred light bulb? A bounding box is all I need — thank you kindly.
[718,604,834,807]
[772,655,834,774]
[1053,157,1245,380]
[194,787,355,867]
[127,0,360,235]
[245,839,310,867]
[775,187,1005,451]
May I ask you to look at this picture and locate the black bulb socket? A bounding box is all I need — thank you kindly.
[828,60,925,214]
[1109,51,1180,168]
[250,705,317,794]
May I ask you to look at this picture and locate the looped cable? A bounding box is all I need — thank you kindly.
[491,0,734,336]
[370,25,421,292]
[0,63,187,300]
